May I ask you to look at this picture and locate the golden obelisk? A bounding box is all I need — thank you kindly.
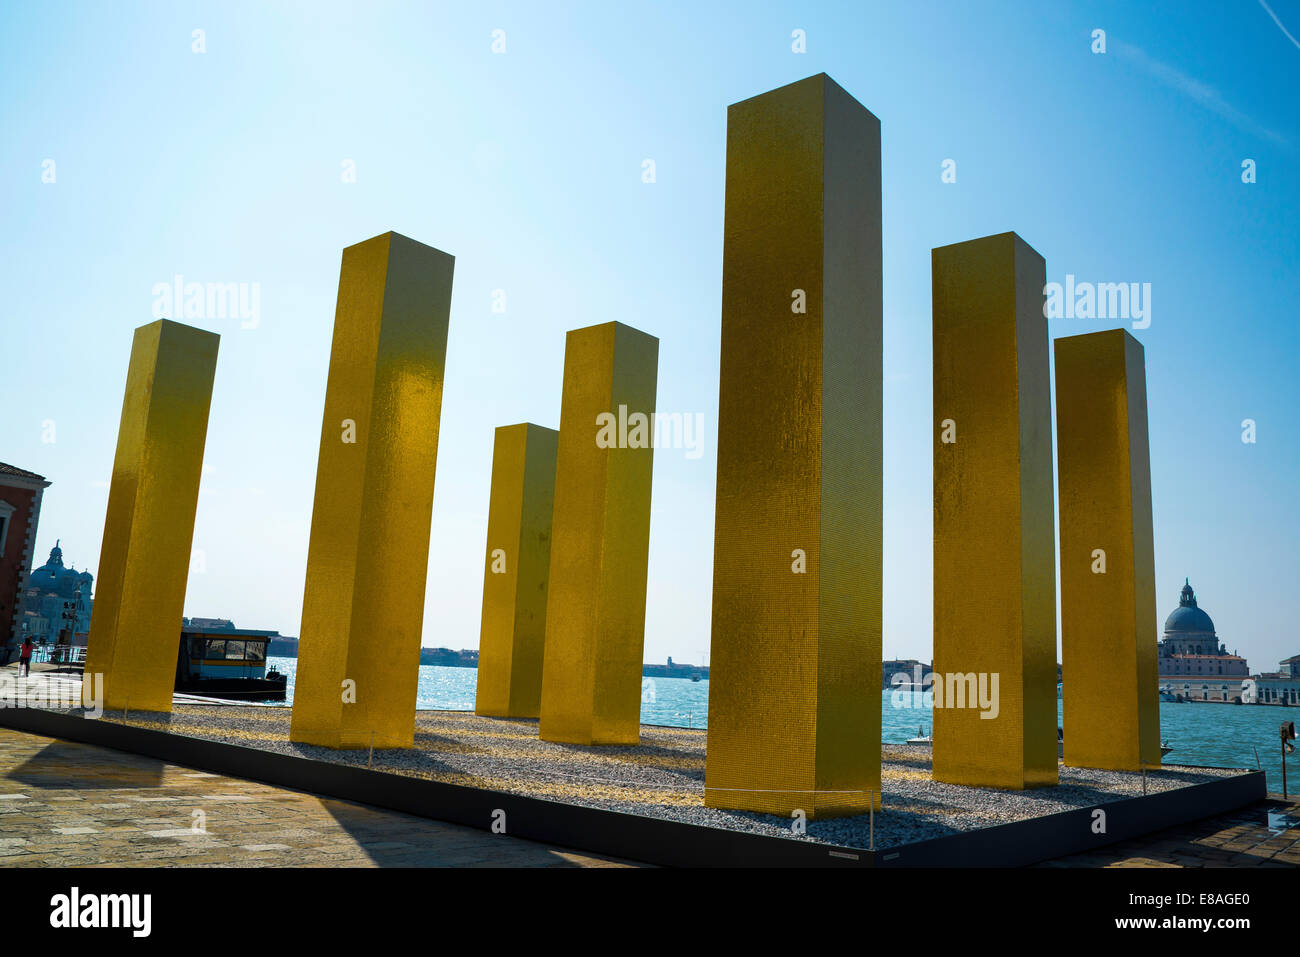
[1056,329,1161,770]
[84,319,219,713]
[704,73,883,818]
[475,423,559,719]
[539,321,658,745]
[932,231,1057,789]
[290,232,453,749]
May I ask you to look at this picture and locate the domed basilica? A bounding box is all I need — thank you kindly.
[20,540,93,643]
[1157,579,1249,702]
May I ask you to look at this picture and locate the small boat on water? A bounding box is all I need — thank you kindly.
[906,724,932,745]
[174,626,287,702]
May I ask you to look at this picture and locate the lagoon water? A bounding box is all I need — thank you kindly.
[267,658,1290,792]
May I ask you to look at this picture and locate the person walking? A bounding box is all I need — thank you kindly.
[18,638,34,678]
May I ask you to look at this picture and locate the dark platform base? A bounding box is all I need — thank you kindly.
[0,706,1266,867]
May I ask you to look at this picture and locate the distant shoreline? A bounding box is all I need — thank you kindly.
[267,642,709,679]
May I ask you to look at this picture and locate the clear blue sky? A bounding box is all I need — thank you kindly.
[2,1,1296,670]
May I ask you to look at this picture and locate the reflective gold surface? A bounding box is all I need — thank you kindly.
[932,232,1057,789]
[1056,330,1161,770]
[539,322,658,745]
[704,74,883,819]
[289,232,453,750]
[475,423,558,719]
[84,320,219,713]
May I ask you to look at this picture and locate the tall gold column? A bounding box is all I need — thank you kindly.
[1056,329,1160,769]
[475,423,558,719]
[539,321,657,745]
[932,232,1057,788]
[84,319,219,713]
[704,73,883,819]
[290,232,454,749]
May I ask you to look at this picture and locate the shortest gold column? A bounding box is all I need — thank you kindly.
[1056,329,1161,770]
[475,423,558,719]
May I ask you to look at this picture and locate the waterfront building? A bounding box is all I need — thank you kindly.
[1250,656,1300,706]
[1157,580,1249,702]
[185,616,234,630]
[23,541,94,644]
[0,463,51,655]
[643,657,709,680]
[422,647,479,668]
[883,658,932,690]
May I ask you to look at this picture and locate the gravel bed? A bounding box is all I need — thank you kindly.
[61,704,1245,850]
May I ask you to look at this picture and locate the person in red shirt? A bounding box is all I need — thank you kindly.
[18,638,33,678]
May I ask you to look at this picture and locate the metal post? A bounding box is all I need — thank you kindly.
[1283,738,1288,800]
[869,790,875,852]
[368,731,374,769]
[1141,764,1147,795]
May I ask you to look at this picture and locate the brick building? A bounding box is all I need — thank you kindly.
[0,463,52,657]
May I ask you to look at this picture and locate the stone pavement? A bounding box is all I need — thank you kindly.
[0,727,637,867]
[1037,796,1300,867]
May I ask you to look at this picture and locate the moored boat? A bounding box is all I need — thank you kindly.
[174,625,287,702]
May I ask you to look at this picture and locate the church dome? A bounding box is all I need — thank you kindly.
[30,540,91,594]
[1163,579,1215,635]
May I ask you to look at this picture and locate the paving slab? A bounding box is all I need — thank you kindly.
[0,727,636,868]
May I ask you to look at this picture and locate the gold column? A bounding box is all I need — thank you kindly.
[84,319,219,713]
[289,232,454,749]
[1056,329,1160,769]
[932,232,1057,788]
[539,322,658,745]
[704,73,883,819]
[475,423,558,719]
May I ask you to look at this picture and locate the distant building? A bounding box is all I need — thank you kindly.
[883,658,931,689]
[181,617,279,641]
[23,541,94,646]
[643,656,708,679]
[184,617,235,630]
[419,647,479,668]
[1157,579,1249,702]
[1249,656,1300,706]
[0,463,52,655]
[267,635,299,657]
